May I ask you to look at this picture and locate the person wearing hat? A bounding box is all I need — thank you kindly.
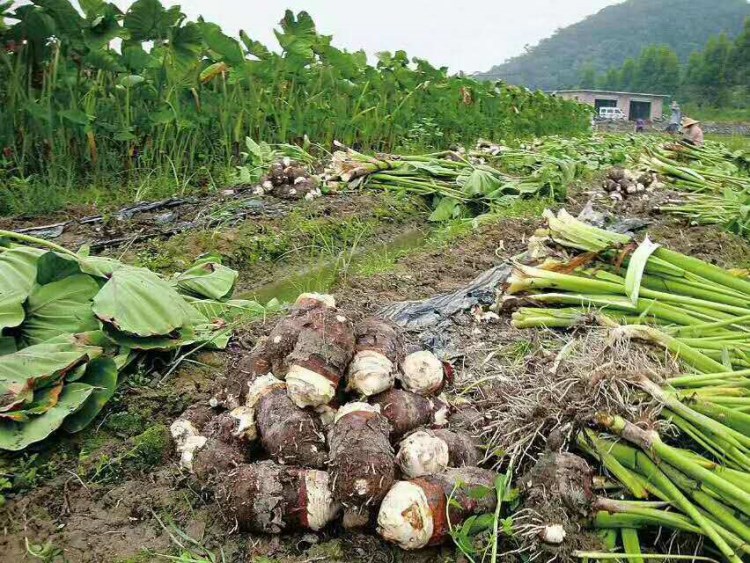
[682,117,704,147]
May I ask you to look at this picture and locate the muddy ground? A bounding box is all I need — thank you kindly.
[2,183,750,563]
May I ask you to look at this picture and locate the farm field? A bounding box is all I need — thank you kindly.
[4,3,750,563]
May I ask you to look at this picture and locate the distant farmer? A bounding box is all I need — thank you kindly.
[681,117,704,147]
[667,101,682,134]
[635,118,646,133]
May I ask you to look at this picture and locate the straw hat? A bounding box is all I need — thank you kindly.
[682,117,700,128]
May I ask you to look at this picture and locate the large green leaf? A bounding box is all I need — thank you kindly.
[187,298,266,322]
[63,357,118,433]
[175,256,237,301]
[0,334,102,412]
[0,291,27,332]
[101,322,196,351]
[0,382,64,422]
[459,168,502,197]
[0,246,42,296]
[123,0,168,41]
[199,21,244,65]
[36,251,82,284]
[20,275,100,346]
[0,383,94,451]
[93,267,197,337]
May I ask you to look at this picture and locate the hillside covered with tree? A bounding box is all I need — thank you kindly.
[588,19,750,110]
[475,0,750,91]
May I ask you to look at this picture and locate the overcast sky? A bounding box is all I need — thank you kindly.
[90,0,623,73]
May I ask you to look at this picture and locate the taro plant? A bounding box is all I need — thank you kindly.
[0,0,591,214]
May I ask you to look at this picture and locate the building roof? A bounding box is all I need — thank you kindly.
[552,89,671,98]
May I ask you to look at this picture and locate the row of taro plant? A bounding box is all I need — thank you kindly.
[0,0,591,210]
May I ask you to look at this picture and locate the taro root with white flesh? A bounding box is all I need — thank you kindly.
[234,294,335,386]
[346,318,402,397]
[377,467,498,550]
[189,412,249,483]
[370,388,446,439]
[170,403,214,471]
[217,460,340,533]
[328,402,396,517]
[285,307,355,408]
[399,350,445,396]
[396,429,480,478]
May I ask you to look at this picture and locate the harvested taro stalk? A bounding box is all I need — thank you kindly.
[346,318,402,397]
[217,460,339,533]
[249,374,327,468]
[221,294,336,407]
[285,306,355,408]
[399,350,445,396]
[369,388,448,439]
[377,467,498,550]
[396,428,480,478]
[328,403,396,527]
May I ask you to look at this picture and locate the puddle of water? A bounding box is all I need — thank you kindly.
[242,228,429,304]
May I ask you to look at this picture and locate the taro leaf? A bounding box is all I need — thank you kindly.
[101,323,197,351]
[0,382,64,422]
[0,291,27,332]
[0,334,102,413]
[63,357,118,433]
[0,247,43,296]
[199,21,244,65]
[21,274,101,346]
[175,256,238,301]
[0,337,17,356]
[429,197,464,222]
[36,251,81,284]
[123,0,169,41]
[625,237,660,305]
[37,251,120,283]
[459,168,502,197]
[93,267,198,337]
[0,382,94,451]
[187,298,266,322]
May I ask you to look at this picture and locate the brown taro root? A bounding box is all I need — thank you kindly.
[523,452,595,517]
[449,406,484,433]
[285,307,355,407]
[399,350,445,396]
[328,403,396,515]
[370,388,448,439]
[190,412,250,483]
[396,429,480,478]
[222,294,336,407]
[346,318,402,397]
[255,378,327,468]
[218,460,339,533]
[377,467,498,550]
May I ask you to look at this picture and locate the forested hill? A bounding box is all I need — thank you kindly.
[475,0,750,90]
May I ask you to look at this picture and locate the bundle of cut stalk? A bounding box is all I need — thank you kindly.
[329,146,552,221]
[507,209,750,561]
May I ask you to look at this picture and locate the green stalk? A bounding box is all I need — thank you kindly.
[620,529,644,563]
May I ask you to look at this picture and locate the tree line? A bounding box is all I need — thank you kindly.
[579,19,750,110]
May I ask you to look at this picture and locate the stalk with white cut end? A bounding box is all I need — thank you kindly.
[218,460,340,533]
[400,350,445,396]
[346,318,402,397]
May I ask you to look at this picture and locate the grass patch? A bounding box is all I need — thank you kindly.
[705,134,750,153]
